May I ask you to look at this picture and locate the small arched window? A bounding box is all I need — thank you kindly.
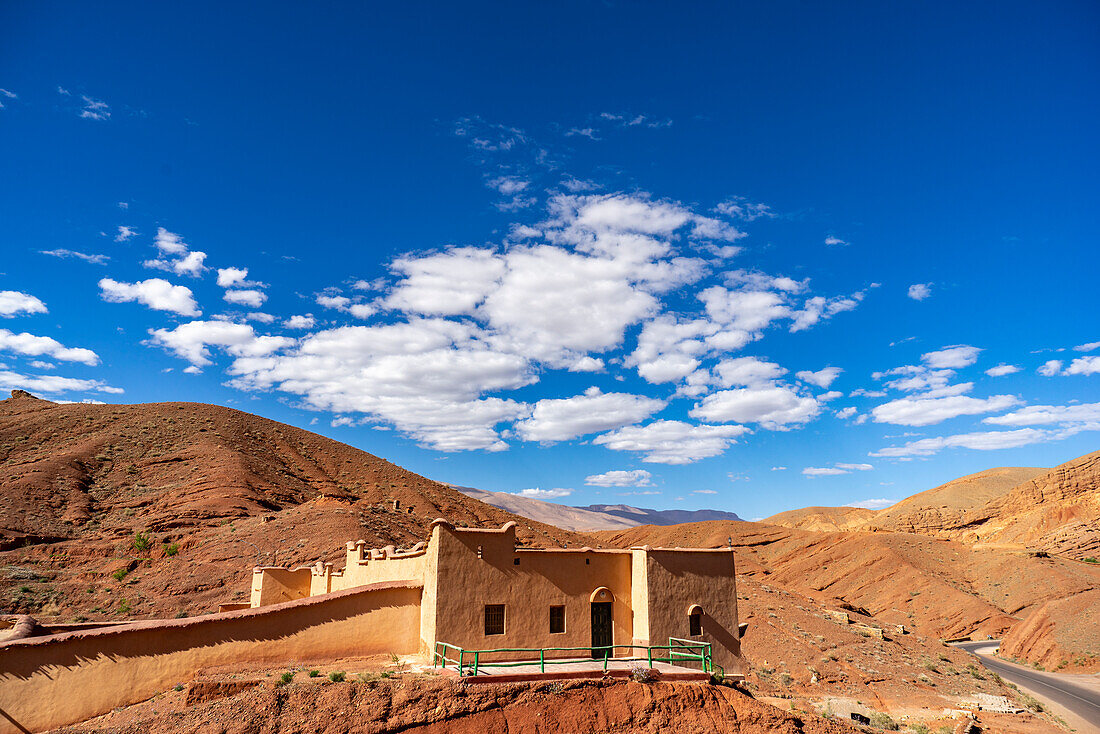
[687,604,703,636]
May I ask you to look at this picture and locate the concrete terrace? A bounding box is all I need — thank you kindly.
[435,657,716,683]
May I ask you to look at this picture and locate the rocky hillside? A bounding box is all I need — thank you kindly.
[594,520,1100,671]
[761,506,875,533]
[762,466,1046,534]
[0,391,587,620]
[868,466,1046,534]
[954,451,1100,558]
[57,677,862,734]
[999,586,1100,672]
[763,454,1099,560]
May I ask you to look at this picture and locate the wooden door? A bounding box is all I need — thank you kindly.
[591,601,613,659]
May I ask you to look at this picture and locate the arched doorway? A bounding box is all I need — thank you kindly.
[590,587,613,659]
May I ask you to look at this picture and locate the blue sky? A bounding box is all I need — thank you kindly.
[2,2,1098,519]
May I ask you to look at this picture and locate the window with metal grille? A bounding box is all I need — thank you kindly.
[549,605,566,634]
[484,604,505,635]
[689,612,702,636]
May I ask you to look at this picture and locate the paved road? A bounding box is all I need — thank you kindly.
[954,641,1100,729]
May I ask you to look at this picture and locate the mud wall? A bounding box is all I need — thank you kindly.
[339,547,428,590]
[250,565,312,607]
[431,523,634,664]
[639,548,741,675]
[0,581,422,734]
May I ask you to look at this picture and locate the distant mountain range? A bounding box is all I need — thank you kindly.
[455,487,743,532]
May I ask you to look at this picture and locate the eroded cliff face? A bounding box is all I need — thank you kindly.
[999,587,1100,672]
[954,451,1100,558]
[55,677,860,734]
[768,455,1100,559]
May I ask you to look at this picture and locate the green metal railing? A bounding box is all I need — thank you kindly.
[433,638,713,677]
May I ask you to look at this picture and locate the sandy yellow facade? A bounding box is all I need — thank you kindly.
[251,519,743,673]
[0,582,421,734]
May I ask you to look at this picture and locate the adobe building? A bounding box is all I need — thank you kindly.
[0,520,743,734]
[251,519,744,674]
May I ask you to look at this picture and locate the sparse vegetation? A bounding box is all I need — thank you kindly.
[869,712,899,730]
[911,724,929,734]
[356,672,377,683]
[18,585,30,594]
[132,531,152,552]
[164,542,179,557]
[111,568,130,581]
[922,660,939,673]
[308,669,320,677]
[173,684,184,692]
[328,671,346,682]
[1018,692,1045,712]
[117,598,131,614]
[630,665,657,682]
[1082,557,1098,564]
[280,672,294,684]
[780,672,793,686]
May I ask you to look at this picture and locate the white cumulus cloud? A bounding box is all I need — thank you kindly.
[0,291,48,317]
[1038,359,1064,376]
[284,315,316,329]
[984,402,1100,427]
[870,428,1049,457]
[98,278,200,316]
[985,364,1021,377]
[144,228,206,277]
[690,384,820,429]
[148,320,294,367]
[871,392,1020,426]
[593,420,749,464]
[908,283,932,300]
[0,329,99,365]
[223,289,267,308]
[714,356,787,387]
[584,469,654,487]
[922,345,981,369]
[514,387,666,443]
[797,367,842,389]
[1065,356,1100,376]
[0,368,121,395]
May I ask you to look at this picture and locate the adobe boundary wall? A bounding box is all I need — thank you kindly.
[0,581,422,734]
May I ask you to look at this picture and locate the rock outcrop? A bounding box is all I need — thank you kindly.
[54,676,863,734]
[999,587,1100,672]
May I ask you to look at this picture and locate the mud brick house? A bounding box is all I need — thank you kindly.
[251,519,744,674]
[0,520,742,734]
